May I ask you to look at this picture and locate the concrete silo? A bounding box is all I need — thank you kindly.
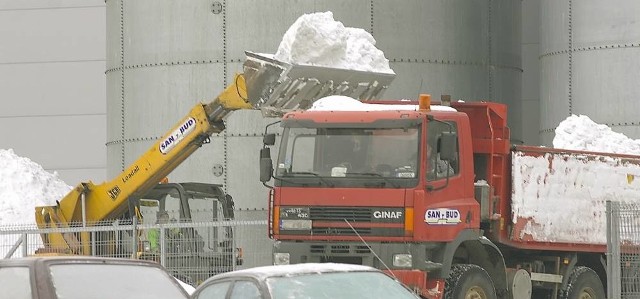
[540,0,640,145]
[105,0,521,266]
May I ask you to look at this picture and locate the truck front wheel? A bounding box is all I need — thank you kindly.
[562,266,605,299]
[444,264,497,299]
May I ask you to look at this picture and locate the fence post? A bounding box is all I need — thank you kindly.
[132,217,138,259]
[607,200,621,299]
[22,234,28,257]
[160,226,166,267]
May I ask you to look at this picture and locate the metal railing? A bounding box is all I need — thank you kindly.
[0,211,272,287]
[607,200,640,299]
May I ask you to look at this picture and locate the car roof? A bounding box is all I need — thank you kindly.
[205,263,380,281]
[0,255,160,267]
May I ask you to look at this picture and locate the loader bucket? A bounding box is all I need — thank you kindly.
[242,51,396,117]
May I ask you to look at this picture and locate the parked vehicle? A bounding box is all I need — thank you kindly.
[190,263,420,299]
[260,95,640,298]
[0,256,189,299]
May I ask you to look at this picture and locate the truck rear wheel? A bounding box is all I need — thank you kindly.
[444,264,497,299]
[562,266,605,299]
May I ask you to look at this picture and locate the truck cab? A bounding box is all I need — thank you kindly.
[261,98,508,298]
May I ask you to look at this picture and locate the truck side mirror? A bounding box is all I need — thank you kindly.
[439,132,458,161]
[259,148,273,182]
[263,133,276,146]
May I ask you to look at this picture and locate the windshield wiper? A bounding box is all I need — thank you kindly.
[285,172,335,187]
[344,172,400,188]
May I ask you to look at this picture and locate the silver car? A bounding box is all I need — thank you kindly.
[0,256,190,299]
[191,263,420,299]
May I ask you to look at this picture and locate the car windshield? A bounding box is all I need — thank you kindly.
[275,125,420,188]
[49,263,188,299]
[266,271,417,299]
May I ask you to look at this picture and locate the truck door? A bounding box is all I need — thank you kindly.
[419,119,472,240]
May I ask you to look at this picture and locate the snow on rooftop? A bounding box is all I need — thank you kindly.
[309,95,457,112]
[275,11,394,74]
[212,263,376,280]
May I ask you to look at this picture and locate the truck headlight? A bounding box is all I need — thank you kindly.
[393,254,412,268]
[274,252,290,265]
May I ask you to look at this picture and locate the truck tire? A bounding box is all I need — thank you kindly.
[444,264,497,299]
[562,266,605,299]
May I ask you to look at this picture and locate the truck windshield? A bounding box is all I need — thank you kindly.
[275,125,420,188]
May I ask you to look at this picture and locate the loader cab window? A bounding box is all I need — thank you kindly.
[426,121,459,181]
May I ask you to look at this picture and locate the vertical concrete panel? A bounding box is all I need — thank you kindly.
[540,0,640,145]
[540,54,570,146]
[521,0,540,145]
[0,2,107,184]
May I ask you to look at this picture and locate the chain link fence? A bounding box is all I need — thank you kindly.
[607,200,640,299]
[0,210,272,287]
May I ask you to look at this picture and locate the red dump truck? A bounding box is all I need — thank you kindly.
[259,95,640,299]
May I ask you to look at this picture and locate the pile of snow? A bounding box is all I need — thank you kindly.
[0,149,71,225]
[0,149,72,257]
[553,114,640,155]
[309,95,456,112]
[275,11,394,74]
[512,116,640,244]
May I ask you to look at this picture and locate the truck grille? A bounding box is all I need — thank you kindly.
[310,207,371,222]
[311,227,371,235]
[310,244,372,255]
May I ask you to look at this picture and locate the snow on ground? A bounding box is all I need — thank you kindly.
[0,149,71,225]
[275,11,394,74]
[0,149,72,257]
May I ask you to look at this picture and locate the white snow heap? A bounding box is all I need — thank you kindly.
[275,11,394,74]
[0,149,71,225]
[512,115,640,244]
[553,114,640,155]
[309,95,457,112]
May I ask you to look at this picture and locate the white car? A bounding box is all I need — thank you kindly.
[191,263,420,299]
[0,256,189,299]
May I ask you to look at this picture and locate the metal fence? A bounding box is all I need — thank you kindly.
[0,211,273,287]
[607,200,640,299]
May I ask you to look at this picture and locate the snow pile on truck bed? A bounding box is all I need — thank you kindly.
[554,114,640,154]
[512,115,640,244]
[275,11,394,74]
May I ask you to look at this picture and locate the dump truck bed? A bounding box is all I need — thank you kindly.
[508,145,640,248]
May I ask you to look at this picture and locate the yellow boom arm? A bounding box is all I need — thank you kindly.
[35,75,250,254]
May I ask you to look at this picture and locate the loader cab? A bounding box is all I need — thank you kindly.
[135,183,235,254]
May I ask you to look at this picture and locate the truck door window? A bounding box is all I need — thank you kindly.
[427,121,459,181]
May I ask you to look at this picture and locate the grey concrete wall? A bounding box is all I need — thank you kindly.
[0,0,107,185]
[521,0,540,146]
[540,0,640,145]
